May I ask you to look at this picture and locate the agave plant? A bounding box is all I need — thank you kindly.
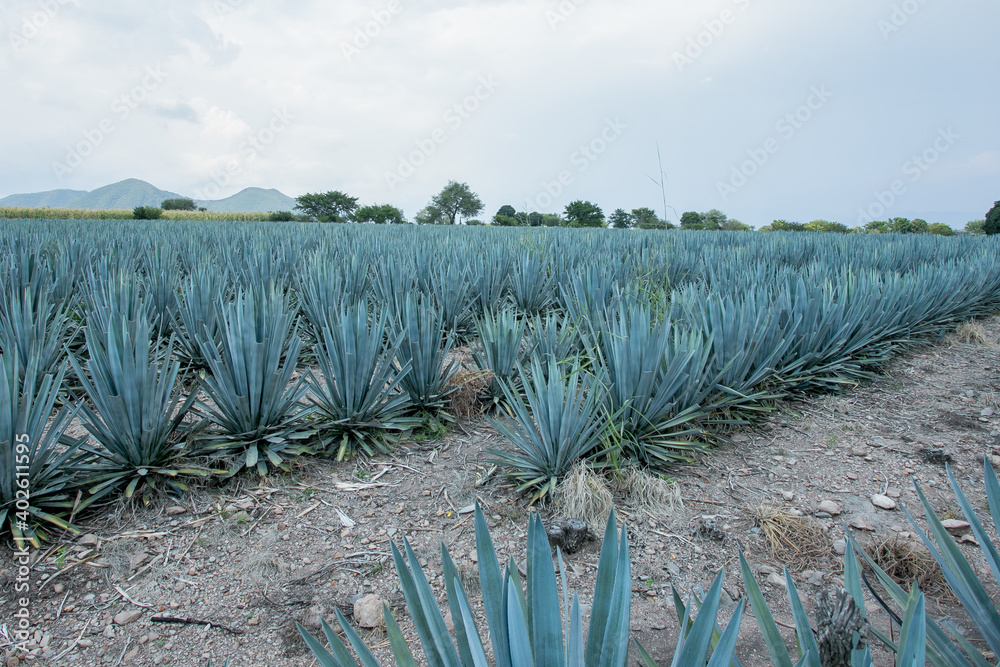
[0,280,75,380]
[0,353,84,547]
[305,302,419,460]
[173,262,228,368]
[143,243,180,338]
[528,312,583,380]
[392,295,460,412]
[488,356,608,500]
[195,285,310,476]
[473,308,530,411]
[69,307,203,505]
[510,252,554,315]
[299,505,632,667]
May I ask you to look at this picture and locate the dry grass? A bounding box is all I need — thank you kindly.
[0,206,272,221]
[751,504,831,571]
[949,319,991,346]
[243,529,291,586]
[615,467,682,516]
[446,369,492,421]
[864,536,949,597]
[556,464,614,528]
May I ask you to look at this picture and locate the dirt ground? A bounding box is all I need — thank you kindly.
[3,318,1000,666]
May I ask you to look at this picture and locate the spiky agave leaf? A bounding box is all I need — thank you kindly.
[392,295,459,412]
[472,308,530,412]
[0,279,75,381]
[173,261,228,369]
[488,356,608,500]
[69,306,202,505]
[305,302,419,460]
[0,353,84,547]
[195,284,309,476]
[510,251,554,315]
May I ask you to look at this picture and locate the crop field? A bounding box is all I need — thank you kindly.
[3,218,1000,543]
[3,219,1000,664]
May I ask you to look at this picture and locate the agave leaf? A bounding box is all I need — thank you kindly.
[676,569,725,664]
[738,549,794,667]
[474,504,510,667]
[332,607,384,667]
[296,619,348,667]
[896,587,926,667]
[384,607,419,667]
[528,514,564,666]
[505,578,534,666]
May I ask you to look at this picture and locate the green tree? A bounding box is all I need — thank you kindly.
[133,206,162,220]
[430,181,484,225]
[294,191,359,222]
[965,219,987,235]
[633,207,673,230]
[609,208,633,229]
[760,219,805,232]
[863,220,890,233]
[353,204,406,224]
[927,222,956,236]
[679,211,704,230]
[541,214,561,227]
[493,215,519,226]
[161,198,196,211]
[415,206,444,225]
[985,201,1000,235]
[721,218,752,231]
[496,205,517,219]
[887,217,928,234]
[804,219,850,233]
[267,211,295,222]
[563,200,605,227]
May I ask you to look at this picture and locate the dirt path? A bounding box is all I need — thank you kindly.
[3,319,999,666]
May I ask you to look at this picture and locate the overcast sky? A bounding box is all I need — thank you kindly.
[1,0,997,227]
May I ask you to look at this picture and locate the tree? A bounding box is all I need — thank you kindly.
[680,210,726,230]
[760,219,805,232]
[268,211,295,222]
[430,181,484,225]
[133,206,162,220]
[965,219,987,235]
[563,200,605,227]
[985,201,1000,235]
[493,215,519,226]
[353,204,407,224]
[415,206,444,225]
[496,205,517,219]
[294,191,358,222]
[541,214,561,227]
[927,222,955,236]
[609,208,633,229]
[679,211,704,230]
[721,218,752,231]
[161,198,196,211]
[863,220,891,234]
[804,219,850,233]
[633,207,673,230]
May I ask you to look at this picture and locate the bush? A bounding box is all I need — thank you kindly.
[133,206,162,220]
[985,201,1000,235]
[161,198,196,211]
[267,211,295,222]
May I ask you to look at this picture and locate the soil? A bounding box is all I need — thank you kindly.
[4,319,1000,666]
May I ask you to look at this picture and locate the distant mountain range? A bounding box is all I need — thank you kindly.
[0,179,298,213]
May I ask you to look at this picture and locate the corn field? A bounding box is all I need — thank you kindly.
[2,218,1000,545]
[0,207,274,221]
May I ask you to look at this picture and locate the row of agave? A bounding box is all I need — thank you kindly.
[3,223,1000,544]
[298,460,1000,667]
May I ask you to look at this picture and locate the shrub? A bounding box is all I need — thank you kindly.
[985,201,1000,235]
[161,198,196,211]
[267,211,295,222]
[133,206,162,220]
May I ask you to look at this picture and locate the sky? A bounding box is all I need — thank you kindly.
[1,0,997,228]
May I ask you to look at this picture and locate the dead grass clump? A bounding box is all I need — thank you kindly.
[556,464,614,529]
[752,504,830,571]
[446,369,492,420]
[950,320,991,346]
[243,529,291,586]
[865,536,949,597]
[615,467,682,516]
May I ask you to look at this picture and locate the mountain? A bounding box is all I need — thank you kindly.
[197,187,297,213]
[69,179,185,210]
[0,189,89,208]
[0,179,299,213]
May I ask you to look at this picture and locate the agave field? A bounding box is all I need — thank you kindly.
[3,218,1000,551]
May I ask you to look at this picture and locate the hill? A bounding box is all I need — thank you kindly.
[197,187,297,213]
[0,189,89,208]
[69,179,185,210]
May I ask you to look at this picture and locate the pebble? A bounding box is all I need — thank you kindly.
[354,594,385,628]
[871,494,897,510]
[886,487,902,499]
[850,448,868,457]
[114,610,143,626]
[53,584,64,594]
[832,539,847,555]
[817,500,842,516]
[941,519,971,534]
[782,491,795,501]
[849,517,876,531]
[766,573,787,588]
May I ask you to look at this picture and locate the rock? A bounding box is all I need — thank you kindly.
[766,572,787,588]
[114,610,142,626]
[665,562,680,576]
[299,604,326,631]
[547,519,590,554]
[692,516,726,541]
[942,519,971,534]
[354,594,385,628]
[982,408,995,417]
[919,447,952,464]
[959,534,980,546]
[817,500,842,516]
[807,571,826,586]
[871,494,897,511]
[52,583,64,594]
[832,539,847,555]
[77,639,93,648]
[886,487,902,499]
[782,491,795,501]
[758,565,778,575]
[850,448,868,457]
[849,517,876,531]
[165,506,187,515]
[130,553,149,569]
[103,624,115,639]
[443,610,454,633]
[78,534,100,547]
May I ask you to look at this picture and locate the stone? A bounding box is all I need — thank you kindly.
[78,534,100,547]
[547,519,590,554]
[165,506,187,515]
[114,610,142,626]
[817,500,842,516]
[941,519,971,534]
[871,494,897,510]
[52,584,65,594]
[103,624,115,639]
[766,572,787,588]
[886,487,902,499]
[782,491,795,501]
[354,594,385,628]
[849,517,876,531]
[832,539,847,555]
